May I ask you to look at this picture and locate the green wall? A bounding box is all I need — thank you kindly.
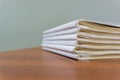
[0,0,120,52]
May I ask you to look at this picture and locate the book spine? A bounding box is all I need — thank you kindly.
[43,28,77,38]
[43,47,78,59]
[43,34,77,41]
[42,44,75,52]
[43,20,78,34]
[42,40,76,46]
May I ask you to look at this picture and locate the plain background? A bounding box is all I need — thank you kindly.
[1,0,120,52]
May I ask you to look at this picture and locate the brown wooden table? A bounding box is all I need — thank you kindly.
[0,47,120,80]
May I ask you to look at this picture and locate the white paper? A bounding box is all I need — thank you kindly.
[78,55,120,60]
[78,32,120,39]
[78,25,120,34]
[78,43,120,49]
[75,50,120,55]
[78,38,120,44]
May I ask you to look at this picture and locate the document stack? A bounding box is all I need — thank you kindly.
[42,20,120,60]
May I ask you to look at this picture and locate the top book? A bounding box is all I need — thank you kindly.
[43,20,120,34]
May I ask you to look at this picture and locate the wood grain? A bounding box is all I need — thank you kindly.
[0,47,120,80]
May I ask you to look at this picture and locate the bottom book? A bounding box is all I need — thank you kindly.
[43,47,120,60]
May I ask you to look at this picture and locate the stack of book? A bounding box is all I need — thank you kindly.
[42,20,120,60]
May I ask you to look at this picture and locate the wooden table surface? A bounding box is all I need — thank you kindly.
[0,47,120,80]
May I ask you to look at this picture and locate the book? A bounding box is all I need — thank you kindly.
[43,47,78,59]
[43,28,77,38]
[42,40,76,46]
[42,19,120,60]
